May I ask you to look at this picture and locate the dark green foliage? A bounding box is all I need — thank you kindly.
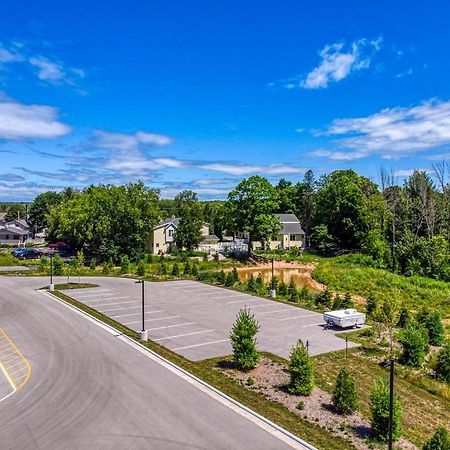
[370,378,402,442]
[399,322,429,367]
[298,285,309,301]
[333,293,343,309]
[52,254,64,275]
[315,288,332,308]
[89,258,97,271]
[217,269,226,284]
[137,260,146,276]
[366,294,378,318]
[159,262,167,275]
[278,281,288,296]
[288,339,314,396]
[171,262,180,277]
[225,272,234,287]
[231,266,240,285]
[101,262,109,274]
[191,262,199,277]
[120,255,130,274]
[255,273,264,293]
[397,305,411,328]
[183,260,191,275]
[423,427,450,450]
[341,292,354,309]
[288,277,298,302]
[108,257,114,269]
[174,191,204,251]
[435,341,450,383]
[29,191,62,229]
[332,367,358,414]
[230,308,260,371]
[247,274,257,292]
[417,309,445,346]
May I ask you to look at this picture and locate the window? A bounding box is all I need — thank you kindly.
[168,229,173,237]
[14,235,19,239]
[290,234,296,241]
[156,243,159,248]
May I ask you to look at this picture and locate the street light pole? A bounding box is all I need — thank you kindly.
[135,280,147,341]
[270,257,276,298]
[388,358,395,450]
[49,252,54,291]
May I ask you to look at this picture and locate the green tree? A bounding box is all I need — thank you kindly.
[183,260,191,275]
[230,308,260,371]
[423,427,450,450]
[217,269,226,284]
[370,378,402,442]
[435,341,450,383]
[227,176,280,252]
[174,190,204,251]
[366,294,378,318]
[231,266,240,285]
[225,271,234,287]
[341,292,354,309]
[315,288,332,308]
[89,258,97,271]
[137,260,147,276]
[159,262,167,275]
[29,191,62,229]
[120,255,130,274]
[172,262,180,277]
[288,339,314,395]
[417,310,445,346]
[52,254,64,276]
[255,273,264,293]
[191,262,199,277]
[397,304,411,328]
[247,274,257,292]
[278,281,288,296]
[288,277,298,302]
[399,322,429,367]
[332,367,358,414]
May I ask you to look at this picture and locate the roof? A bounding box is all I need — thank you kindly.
[202,234,219,242]
[6,219,30,229]
[0,226,29,236]
[274,213,305,235]
[153,217,209,230]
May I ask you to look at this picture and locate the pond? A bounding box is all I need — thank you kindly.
[236,266,319,291]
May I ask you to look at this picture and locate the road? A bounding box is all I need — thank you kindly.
[0,276,308,450]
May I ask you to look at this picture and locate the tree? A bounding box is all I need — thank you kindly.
[227,176,280,252]
[341,292,354,309]
[120,255,130,274]
[217,269,226,284]
[370,378,402,442]
[183,260,191,275]
[435,341,450,383]
[288,339,314,395]
[53,254,64,276]
[230,308,260,371]
[332,367,358,414]
[28,191,62,229]
[397,304,411,328]
[423,427,450,450]
[174,191,204,251]
[172,262,180,277]
[137,260,147,276]
[399,322,429,367]
[288,277,298,302]
[247,274,257,292]
[315,288,332,309]
[417,310,445,346]
[366,294,378,318]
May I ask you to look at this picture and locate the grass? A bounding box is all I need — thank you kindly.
[50,288,355,450]
[0,251,39,267]
[51,282,99,290]
[313,348,450,447]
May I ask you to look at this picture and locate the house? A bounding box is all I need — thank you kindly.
[0,225,30,244]
[252,213,306,251]
[149,216,218,254]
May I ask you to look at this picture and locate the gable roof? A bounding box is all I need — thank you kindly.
[274,213,305,235]
[0,226,29,236]
[153,217,209,231]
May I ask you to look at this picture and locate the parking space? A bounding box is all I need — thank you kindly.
[63,278,357,361]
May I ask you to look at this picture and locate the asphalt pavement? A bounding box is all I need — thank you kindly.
[0,276,309,450]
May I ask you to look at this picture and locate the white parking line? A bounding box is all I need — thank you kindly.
[123,315,179,325]
[154,330,215,342]
[172,339,230,351]
[85,300,136,307]
[247,303,281,309]
[279,314,319,321]
[112,310,165,319]
[74,292,115,299]
[101,306,145,313]
[147,322,197,331]
[226,298,260,305]
[84,296,130,303]
[256,308,295,316]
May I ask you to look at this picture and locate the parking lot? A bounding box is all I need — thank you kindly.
[63,278,357,361]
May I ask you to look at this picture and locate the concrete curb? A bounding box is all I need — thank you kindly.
[41,289,317,450]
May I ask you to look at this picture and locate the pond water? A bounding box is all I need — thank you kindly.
[236,267,318,290]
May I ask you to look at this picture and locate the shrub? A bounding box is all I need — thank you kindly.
[231,266,240,285]
[217,269,226,285]
[423,427,450,450]
[247,274,257,292]
[183,260,191,275]
[366,294,378,318]
[333,294,343,309]
[370,378,402,442]
[225,272,234,287]
[52,254,64,275]
[191,262,199,277]
[246,377,254,386]
[278,281,288,296]
[288,277,298,302]
[296,401,305,410]
[399,322,429,367]
[341,292,354,309]
[120,255,130,274]
[298,285,309,302]
[435,341,450,383]
[288,339,314,396]
[39,256,49,271]
[101,263,109,275]
[315,288,332,308]
[230,308,260,371]
[159,262,167,275]
[332,367,358,414]
[107,257,114,270]
[136,260,146,276]
[89,258,97,271]
[397,305,411,328]
[171,262,180,277]
[418,310,445,346]
[255,273,264,293]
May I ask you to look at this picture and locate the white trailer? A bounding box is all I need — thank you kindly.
[323,309,366,329]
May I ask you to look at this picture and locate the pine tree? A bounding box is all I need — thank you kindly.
[217,269,226,284]
[120,255,130,274]
[418,310,445,346]
[278,281,288,296]
[191,262,199,277]
[247,274,257,292]
[333,293,344,309]
[332,367,358,414]
[288,277,298,302]
[255,273,264,293]
[370,378,402,442]
[436,340,450,383]
[423,427,450,450]
[230,308,260,371]
[399,322,429,367]
[225,272,234,287]
[231,266,240,284]
[342,292,354,309]
[171,262,180,277]
[288,340,314,395]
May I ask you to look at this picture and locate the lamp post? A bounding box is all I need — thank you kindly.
[49,252,54,291]
[380,358,395,450]
[270,257,276,298]
[135,280,147,341]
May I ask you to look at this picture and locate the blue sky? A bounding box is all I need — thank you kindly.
[1,0,450,200]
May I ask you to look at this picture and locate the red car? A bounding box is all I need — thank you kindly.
[48,241,67,251]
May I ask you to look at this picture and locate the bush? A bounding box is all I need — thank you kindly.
[315,288,332,308]
[298,285,309,302]
[296,401,305,410]
[278,281,288,296]
[246,377,254,386]
[288,339,314,396]
[89,258,97,271]
[191,262,199,277]
[418,310,445,346]
[341,292,354,309]
[39,256,49,271]
[436,341,450,383]
[231,266,240,285]
[225,272,234,287]
[230,308,260,371]
[397,305,411,328]
[52,254,64,275]
[399,322,429,367]
[366,294,378,318]
[370,378,402,442]
[120,255,130,274]
[217,269,226,285]
[255,273,264,293]
[333,294,343,309]
[423,427,450,450]
[247,274,256,292]
[332,367,358,414]
[136,260,146,276]
[159,262,167,275]
[171,262,180,277]
[288,277,298,302]
[183,260,191,275]
[102,263,109,274]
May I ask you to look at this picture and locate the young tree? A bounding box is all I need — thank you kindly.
[120,255,130,274]
[247,274,257,292]
[341,292,354,309]
[28,191,62,230]
[332,367,358,414]
[231,266,240,285]
[315,288,332,309]
[288,277,298,302]
[225,271,234,287]
[217,269,226,284]
[278,281,288,296]
[171,262,180,277]
[137,260,147,276]
[399,322,429,367]
[288,339,314,395]
[255,273,264,293]
[174,191,204,251]
[227,176,280,252]
[370,378,402,442]
[435,340,450,383]
[191,262,199,277]
[418,310,445,346]
[183,260,191,275]
[366,294,378,318]
[230,308,260,371]
[89,258,97,271]
[53,254,64,276]
[422,427,450,450]
[397,304,411,328]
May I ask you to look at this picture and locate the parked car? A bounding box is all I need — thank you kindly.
[12,247,27,258]
[48,241,67,251]
[15,248,43,260]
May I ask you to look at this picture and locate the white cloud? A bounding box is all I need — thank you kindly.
[0,99,71,140]
[0,43,23,64]
[324,98,450,159]
[393,168,433,177]
[199,162,306,176]
[94,129,173,150]
[297,38,382,89]
[28,55,85,85]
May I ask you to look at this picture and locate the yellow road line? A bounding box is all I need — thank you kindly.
[0,328,31,391]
